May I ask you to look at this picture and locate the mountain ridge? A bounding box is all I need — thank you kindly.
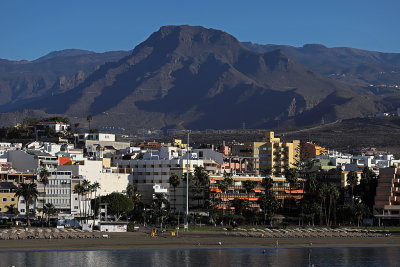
[1,25,400,131]
[242,42,400,87]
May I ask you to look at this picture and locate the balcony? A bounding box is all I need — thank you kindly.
[41,159,59,165]
[211,192,258,200]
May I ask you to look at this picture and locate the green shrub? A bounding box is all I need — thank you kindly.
[127,222,136,232]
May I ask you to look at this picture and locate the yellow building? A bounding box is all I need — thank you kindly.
[232,131,300,176]
[163,139,188,149]
[262,131,300,175]
[0,182,18,213]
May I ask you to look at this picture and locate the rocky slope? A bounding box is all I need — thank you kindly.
[2,26,399,130]
[0,49,130,108]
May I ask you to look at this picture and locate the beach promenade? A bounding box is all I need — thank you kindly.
[0,229,398,251]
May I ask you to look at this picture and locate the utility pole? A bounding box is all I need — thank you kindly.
[185,130,190,230]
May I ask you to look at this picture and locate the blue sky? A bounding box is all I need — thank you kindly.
[1,0,399,60]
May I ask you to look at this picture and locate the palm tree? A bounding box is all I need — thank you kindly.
[152,193,169,228]
[354,202,370,227]
[261,177,273,195]
[43,203,56,226]
[284,168,299,214]
[261,167,272,177]
[193,166,209,208]
[318,184,329,225]
[216,173,233,224]
[168,174,180,211]
[347,171,358,206]
[74,122,80,133]
[15,183,38,227]
[82,180,91,220]
[91,182,101,220]
[305,173,318,195]
[257,193,280,225]
[126,184,135,199]
[87,115,93,130]
[242,180,258,200]
[5,204,18,214]
[217,180,228,209]
[126,184,142,205]
[39,168,50,226]
[73,184,85,219]
[231,198,250,216]
[359,167,378,212]
[327,183,339,226]
[301,200,319,226]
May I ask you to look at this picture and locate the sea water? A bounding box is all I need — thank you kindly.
[0,247,399,267]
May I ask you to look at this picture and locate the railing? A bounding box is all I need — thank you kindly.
[45,194,71,197]
[210,193,257,199]
[41,184,71,188]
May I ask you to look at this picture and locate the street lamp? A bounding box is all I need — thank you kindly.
[184,130,190,230]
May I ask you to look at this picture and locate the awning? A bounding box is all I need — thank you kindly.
[210,188,222,193]
[284,190,304,194]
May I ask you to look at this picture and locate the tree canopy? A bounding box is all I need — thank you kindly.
[100,193,134,221]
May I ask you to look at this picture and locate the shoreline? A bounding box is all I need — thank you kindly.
[0,231,399,251]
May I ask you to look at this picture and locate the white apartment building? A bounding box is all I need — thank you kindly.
[35,121,69,134]
[0,143,22,163]
[8,150,59,172]
[77,133,115,143]
[18,196,37,216]
[37,171,83,216]
[57,159,131,196]
[115,156,206,206]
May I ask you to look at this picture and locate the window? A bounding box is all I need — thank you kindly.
[11,198,15,202]
[75,197,78,200]
[2,198,6,202]
[74,206,79,209]
[21,200,25,203]
[20,209,25,212]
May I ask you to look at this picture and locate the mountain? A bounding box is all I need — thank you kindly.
[0,49,131,108]
[4,25,388,131]
[242,42,400,88]
[34,49,95,62]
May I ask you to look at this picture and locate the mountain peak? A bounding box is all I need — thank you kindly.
[34,49,95,62]
[143,25,242,49]
[302,44,328,51]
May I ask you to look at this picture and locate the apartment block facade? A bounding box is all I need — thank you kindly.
[374,167,400,221]
[232,131,300,176]
[37,171,82,215]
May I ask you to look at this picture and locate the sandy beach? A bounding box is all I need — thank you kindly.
[0,231,399,251]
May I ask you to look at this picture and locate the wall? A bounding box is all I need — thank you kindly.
[98,173,131,196]
[58,160,130,196]
[8,150,38,172]
[100,223,127,232]
[0,192,18,213]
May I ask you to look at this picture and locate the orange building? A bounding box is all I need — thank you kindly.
[301,142,327,160]
[374,168,400,222]
[209,175,304,210]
